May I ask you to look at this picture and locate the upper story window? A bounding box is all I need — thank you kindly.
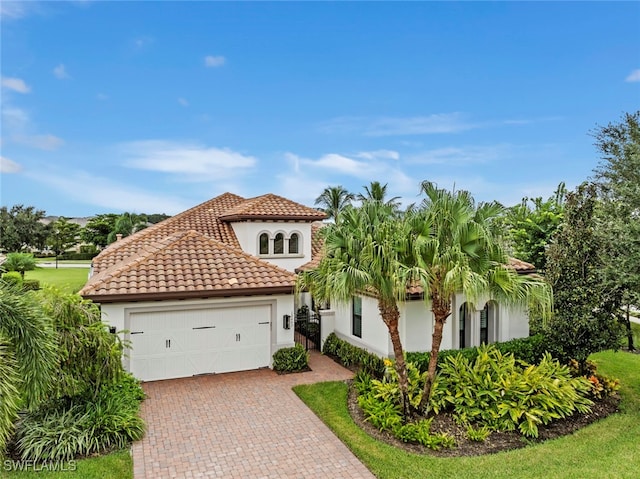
[257,231,303,256]
[289,233,299,254]
[274,233,284,254]
[259,233,269,255]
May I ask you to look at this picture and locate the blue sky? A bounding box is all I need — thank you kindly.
[1,1,639,217]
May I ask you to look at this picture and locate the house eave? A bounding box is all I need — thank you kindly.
[82,285,294,304]
[220,214,326,222]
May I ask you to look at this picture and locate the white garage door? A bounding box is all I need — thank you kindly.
[128,305,271,381]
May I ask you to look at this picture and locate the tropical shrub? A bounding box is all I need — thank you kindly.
[406,334,547,373]
[1,271,23,287]
[569,359,620,399]
[22,279,40,291]
[466,425,491,442]
[357,393,403,432]
[322,333,385,378]
[2,253,36,279]
[39,287,123,399]
[0,283,57,453]
[13,373,145,461]
[272,344,309,372]
[431,345,593,437]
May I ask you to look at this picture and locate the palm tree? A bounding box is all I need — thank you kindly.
[408,182,552,411]
[357,181,401,210]
[107,212,149,243]
[298,202,415,416]
[314,186,355,222]
[0,283,57,451]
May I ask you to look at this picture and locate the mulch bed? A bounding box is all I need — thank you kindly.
[346,381,620,457]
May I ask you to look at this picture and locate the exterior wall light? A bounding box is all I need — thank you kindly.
[283,314,291,330]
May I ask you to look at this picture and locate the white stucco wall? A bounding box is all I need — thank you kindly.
[332,296,391,357]
[230,221,312,272]
[401,300,433,353]
[331,292,531,359]
[99,294,295,370]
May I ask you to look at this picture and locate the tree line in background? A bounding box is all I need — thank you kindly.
[0,210,170,255]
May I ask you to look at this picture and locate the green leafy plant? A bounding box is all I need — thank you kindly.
[22,279,40,291]
[13,373,145,462]
[1,271,23,287]
[466,425,491,442]
[569,359,620,399]
[272,343,309,372]
[430,345,593,437]
[357,393,403,432]
[353,370,373,395]
[322,333,385,378]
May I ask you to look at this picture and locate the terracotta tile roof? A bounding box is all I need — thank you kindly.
[295,221,325,272]
[92,193,245,274]
[507,257,537,273]
[219,193,327,222]
[80,230,295,302]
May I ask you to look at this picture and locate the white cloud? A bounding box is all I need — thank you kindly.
[178,97,189,107]
[281,150,422,208]
[1,105,64,150]
[320,113,476,136]
[307,153,370,178]
[0,1,41,20]
[1,77,31,93]
[53,64,70,79]
[132,36,154,51]
[204,55,226,67]
[122,140,257,181]
[0,156,22,173]
[407,145,510,165]
[625,69,640,82]
[31,170,192,215]
[13,134,65,150]
[1,107,30,131]
[355,149,399,160]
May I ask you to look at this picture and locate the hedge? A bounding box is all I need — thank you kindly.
[322,333,386,378]
[406,334,547,372]
[323,332,547,377]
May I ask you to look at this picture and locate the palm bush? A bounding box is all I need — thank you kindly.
[13,373,145,461]
[0,283,57,452]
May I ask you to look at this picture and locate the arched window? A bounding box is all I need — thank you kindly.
[288,233,299,254]
[274,233,284,254]
[259,233,269,255]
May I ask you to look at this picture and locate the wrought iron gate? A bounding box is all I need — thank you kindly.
[294,306,321,351]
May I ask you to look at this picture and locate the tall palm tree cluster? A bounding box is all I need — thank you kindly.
[301,181,551,417]
[314,181,401,221]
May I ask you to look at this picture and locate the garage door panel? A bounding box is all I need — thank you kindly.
[128,304,272,381]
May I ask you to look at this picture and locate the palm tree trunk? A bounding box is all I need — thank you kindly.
[419,294,450,412]
[378,300,410,418]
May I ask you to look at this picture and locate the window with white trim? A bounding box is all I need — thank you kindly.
[352,296,362,338]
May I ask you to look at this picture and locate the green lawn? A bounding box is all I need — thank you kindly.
[24,267,89,294]
[294,351,640,479]
[1,450,132,479]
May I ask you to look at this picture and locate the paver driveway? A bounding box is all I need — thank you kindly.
[132,352,375,479]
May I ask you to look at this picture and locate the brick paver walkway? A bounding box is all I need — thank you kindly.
[132,352,375,478]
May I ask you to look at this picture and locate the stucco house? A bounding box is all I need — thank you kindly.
[81,192,536,382]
